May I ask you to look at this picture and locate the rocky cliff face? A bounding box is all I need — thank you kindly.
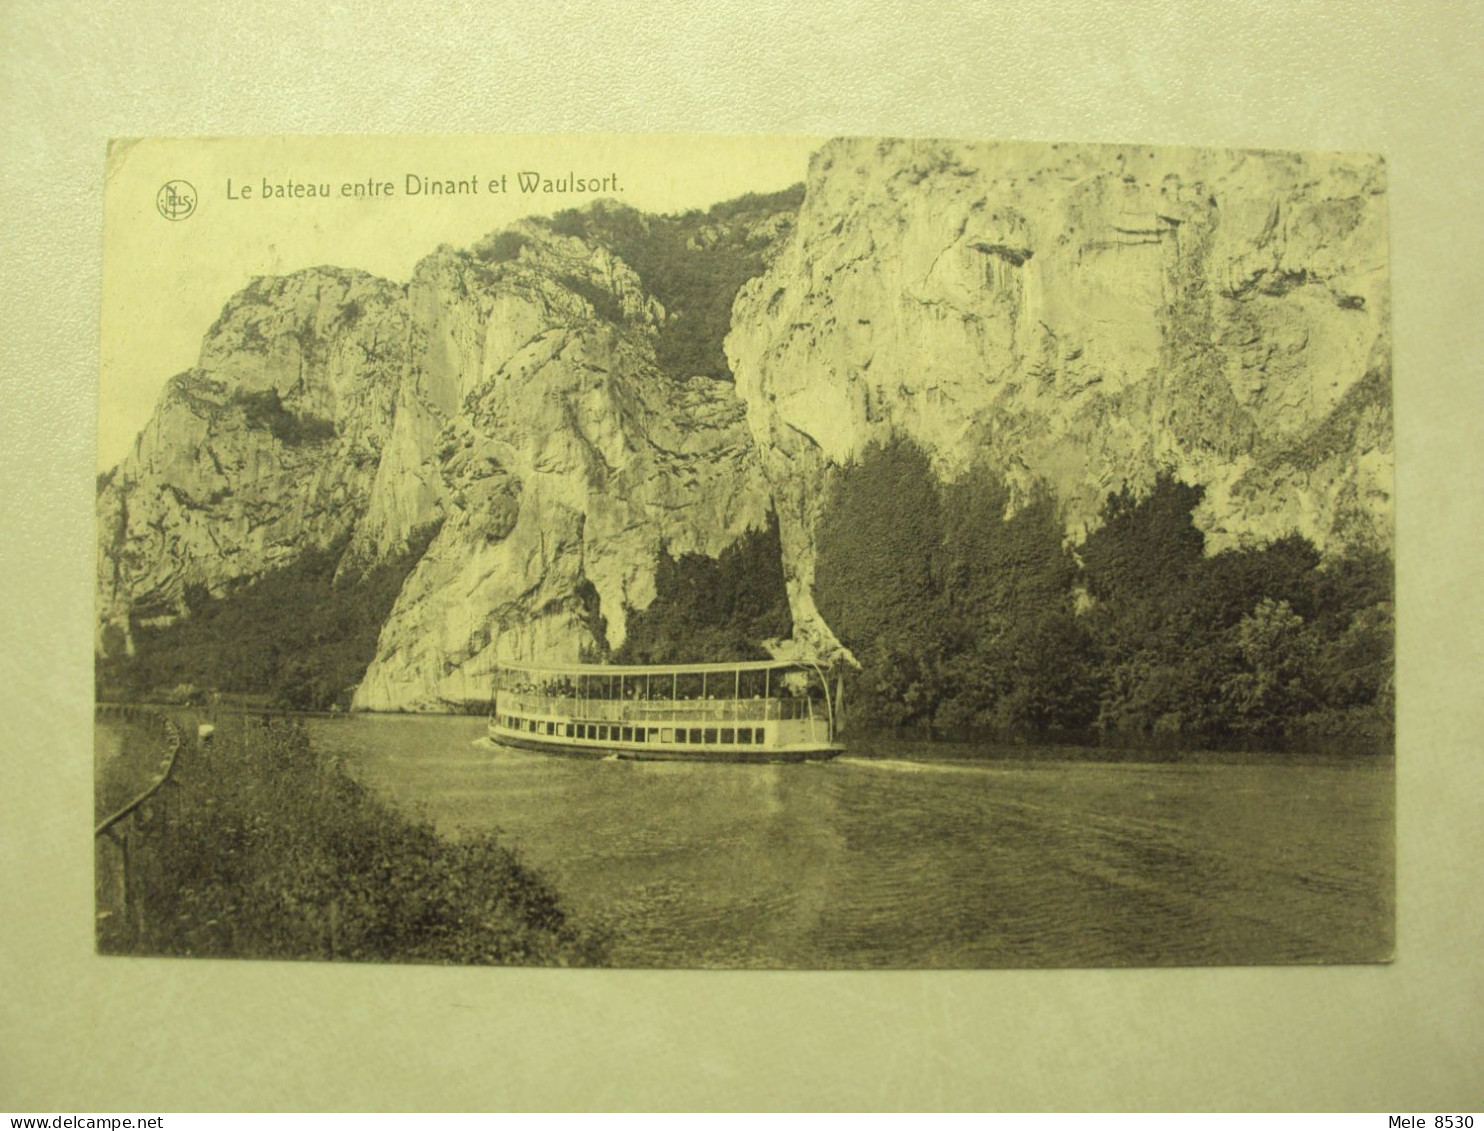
[100,138,1391,707]
[96,268,409,653]
[350,223,774,710]
[98,208,787,709]
[725,138,1391,655]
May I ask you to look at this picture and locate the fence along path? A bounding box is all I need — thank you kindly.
[95,705,191,950]
[94,704,183,837]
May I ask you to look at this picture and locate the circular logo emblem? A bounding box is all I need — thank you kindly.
[156,180,197,221]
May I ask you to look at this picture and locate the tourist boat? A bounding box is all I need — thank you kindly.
[489,658,844,762]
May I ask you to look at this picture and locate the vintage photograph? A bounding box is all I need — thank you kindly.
[95,133,1393,969]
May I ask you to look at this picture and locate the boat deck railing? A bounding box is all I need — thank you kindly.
[499,691,817,724]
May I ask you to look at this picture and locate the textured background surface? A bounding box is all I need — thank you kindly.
[2,0,1481,1112]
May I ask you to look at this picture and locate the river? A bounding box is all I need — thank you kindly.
[311,714,1393,968]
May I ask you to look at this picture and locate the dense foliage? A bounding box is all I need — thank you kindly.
[613,515,793,664]
[97,714,608,965]
[476,229,529,264]
[544,185,804,382]
[96,524,440,711]
[814,437,1394,749]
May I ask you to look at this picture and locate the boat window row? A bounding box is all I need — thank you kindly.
[498,669,818,703]
[496,714,769,746]
[501,694,814,721]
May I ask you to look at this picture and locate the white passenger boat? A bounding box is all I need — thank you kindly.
[489,659,843,762]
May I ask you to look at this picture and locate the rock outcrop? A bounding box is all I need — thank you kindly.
[98,210,787,709]
[350,224,774,710]
[725,138,1390,654]
[96,268,409,654]
[99,138,1392,708]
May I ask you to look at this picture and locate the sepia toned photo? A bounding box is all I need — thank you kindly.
[95,133,1393,969]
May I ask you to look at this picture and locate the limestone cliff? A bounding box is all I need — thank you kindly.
[96,268,409,654]
[99,139,1391,710]
[98,204,789,710]
[725,138,1391,656]
[351,223,774,710]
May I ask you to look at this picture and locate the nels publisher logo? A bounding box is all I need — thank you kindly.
[156,179,197,221]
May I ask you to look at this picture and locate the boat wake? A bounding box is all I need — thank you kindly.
[472,736,552,763]
[832,756,1003,776]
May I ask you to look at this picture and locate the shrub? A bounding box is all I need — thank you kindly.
[232,388,337,446]
[476,230,529,263]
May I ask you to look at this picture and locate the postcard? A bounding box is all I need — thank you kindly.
[95,133,1392,968]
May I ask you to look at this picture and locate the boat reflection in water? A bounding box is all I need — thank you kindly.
[489,659,843,762]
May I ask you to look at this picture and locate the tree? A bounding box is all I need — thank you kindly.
[1080,471,1206,602]
[815,435,942,656]
[614,514,792,665]
[1221,598,1318,736]
[815,436,946,725]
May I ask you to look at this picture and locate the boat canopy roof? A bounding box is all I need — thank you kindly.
[499,658,825,677]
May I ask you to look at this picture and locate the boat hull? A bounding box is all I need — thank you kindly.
[489,727,842,763]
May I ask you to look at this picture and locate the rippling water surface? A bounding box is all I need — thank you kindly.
[312,715,1393,968]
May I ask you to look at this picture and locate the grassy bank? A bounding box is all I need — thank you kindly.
[97,712,609,965]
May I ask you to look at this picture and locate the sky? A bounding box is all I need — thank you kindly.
[99,133,822,470]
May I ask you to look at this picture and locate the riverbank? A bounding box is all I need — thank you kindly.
[100,697,1391,765]
[95,709,609,965]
